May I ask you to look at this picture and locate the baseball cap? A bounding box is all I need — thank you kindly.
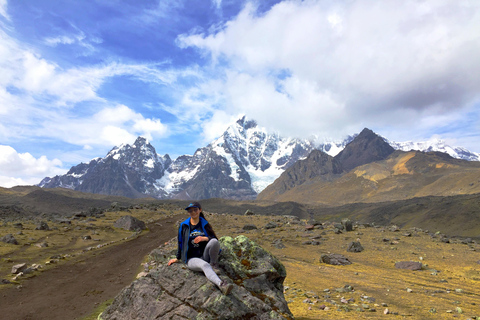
[185,202,201,210]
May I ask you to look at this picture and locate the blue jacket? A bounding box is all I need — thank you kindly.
[176,217,216,263]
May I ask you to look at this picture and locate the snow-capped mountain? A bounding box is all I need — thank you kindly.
[38,117,480,200]
[39,116,315,200]
[39,137,172,198]
[387,138,480,161]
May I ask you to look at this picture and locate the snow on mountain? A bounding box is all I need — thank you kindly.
[209,116,315,193]
[386,138,480,161]
[38,117,480,200]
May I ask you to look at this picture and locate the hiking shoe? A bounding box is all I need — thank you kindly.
[219,280,233,295]
[211,263,221,275]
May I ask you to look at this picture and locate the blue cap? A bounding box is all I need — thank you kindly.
[185,202,201,210]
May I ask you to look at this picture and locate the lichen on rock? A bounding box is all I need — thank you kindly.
[99,235,293,320]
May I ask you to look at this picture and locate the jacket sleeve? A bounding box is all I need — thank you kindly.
[175,225,182,260]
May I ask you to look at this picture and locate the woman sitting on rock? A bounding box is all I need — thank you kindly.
[168,202,233,295]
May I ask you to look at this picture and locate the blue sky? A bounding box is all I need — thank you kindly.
[1,0,480,187]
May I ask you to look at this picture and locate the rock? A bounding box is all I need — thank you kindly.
[100,235,293,320]
[272,239,286,249]
[320,254,352,265]
[1,234,18,245]
[242,224,257,230]
[13,223,23,229]
[347,241,364,253]
[333,223,344,230]
[395,261,423,270]
[113,215,146,231]
[1,279,11,284]
[35,221,50,230]
[342,219,353,231]
[388,225,400,232]
[265,222,278,229]
[244,209,255,216]
[35,242,49,248]
[11,263,27,274]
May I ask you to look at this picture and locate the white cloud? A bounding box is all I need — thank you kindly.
[178,0,480,141]
[0,0,9,20]
[39,104,169,148]
[0,145,66,187]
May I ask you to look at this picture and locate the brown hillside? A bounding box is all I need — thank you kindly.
[258,150,480,205]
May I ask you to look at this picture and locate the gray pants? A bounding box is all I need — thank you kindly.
[186,238,221,287]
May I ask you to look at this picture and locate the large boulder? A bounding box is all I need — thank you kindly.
[100,235,293,320]
[1,234,18,245]
[113,215,146,231]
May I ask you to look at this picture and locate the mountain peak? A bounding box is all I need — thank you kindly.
[236,115,257,130]
[133,136,149,146]
[334,128,395,172]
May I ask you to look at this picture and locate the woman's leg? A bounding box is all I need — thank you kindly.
[202,238,220,264]
[186,257,222,287]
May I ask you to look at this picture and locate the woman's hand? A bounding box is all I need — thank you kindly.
[167,258,178,266]
[193,236,209,244]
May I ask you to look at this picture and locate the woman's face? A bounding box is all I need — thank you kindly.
[188,207,200,219]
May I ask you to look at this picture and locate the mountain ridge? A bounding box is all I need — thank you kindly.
[39,117,480,200]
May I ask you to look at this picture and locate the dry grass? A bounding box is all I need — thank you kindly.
[2,205,479,320]
[209,213,480,320]
[0,206,183,281]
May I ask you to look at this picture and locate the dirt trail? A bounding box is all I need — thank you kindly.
[0,215,186,320]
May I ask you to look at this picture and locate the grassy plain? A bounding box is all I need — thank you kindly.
[209,213,480,320]
[0,195,479,320]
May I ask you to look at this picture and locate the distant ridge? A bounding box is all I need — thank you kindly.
[257,128,480,205]
[38,117,480,201]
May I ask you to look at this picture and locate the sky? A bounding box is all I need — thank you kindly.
[0,0,480,188]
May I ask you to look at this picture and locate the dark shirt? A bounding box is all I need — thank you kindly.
[187,221,207,260]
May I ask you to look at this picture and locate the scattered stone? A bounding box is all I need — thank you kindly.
[242,224,257,230]
[272,239,286,249]
[395,261,423,271]
[320,253,352,265]
[303,240,321,245]
[35,242,48,248]
[83,235,92,240]
[11,263,27,274]
[389,225,400,232]
[406,288,413,293]
[342,219,353,231]
[1,234,18,245]
[333,223,344,230]
[13,223,23,229]
[1,279,11,284]
[244,209,255,216]
[336,284,354,293]
[347,241,364,253]
[35,221,50,230]
[265,222,278,229]
[113,216,146,231]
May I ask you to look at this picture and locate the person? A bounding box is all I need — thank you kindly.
[167,202,233,295]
